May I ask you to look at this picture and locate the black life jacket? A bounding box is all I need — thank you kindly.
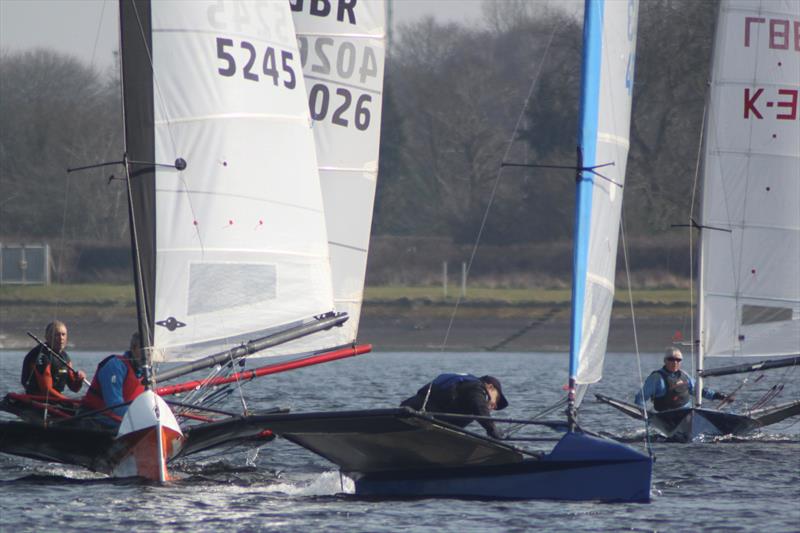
[20,348,40,392]
[20,347,71,394]
[653,368,691,411]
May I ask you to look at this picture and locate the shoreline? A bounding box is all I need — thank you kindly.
[0,302,689,353]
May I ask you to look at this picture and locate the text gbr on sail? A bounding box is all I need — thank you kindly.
[744,16,800,51]
[290,0,357,24]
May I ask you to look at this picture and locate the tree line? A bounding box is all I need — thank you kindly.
[0,0,717,256]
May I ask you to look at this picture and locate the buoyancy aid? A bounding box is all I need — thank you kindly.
[81,355,145,412]
[653,368,691,411]
[20,347,73,394]
[431,373,480,390]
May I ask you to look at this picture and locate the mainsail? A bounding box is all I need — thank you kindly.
[570,0,639,399]
[121,0,336,363]
[291,0,387,349]
[699,0,800,359]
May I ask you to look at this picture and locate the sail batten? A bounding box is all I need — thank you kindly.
[699,0,800,359]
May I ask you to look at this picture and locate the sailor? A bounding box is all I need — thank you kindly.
[80,331,146,424]
[20,320,86,398]
[401,373,509,438]
[635,347,728,411]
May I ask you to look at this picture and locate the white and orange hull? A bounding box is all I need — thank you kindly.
[112,390,184,482]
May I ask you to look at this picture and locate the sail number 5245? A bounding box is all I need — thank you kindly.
[216,37,296,89]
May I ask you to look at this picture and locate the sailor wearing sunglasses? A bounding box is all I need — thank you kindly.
[635,347,728,411]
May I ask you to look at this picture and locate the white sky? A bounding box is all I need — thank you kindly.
[0,0,500,70]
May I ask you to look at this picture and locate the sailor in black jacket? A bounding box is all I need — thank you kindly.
[401,373,509,438]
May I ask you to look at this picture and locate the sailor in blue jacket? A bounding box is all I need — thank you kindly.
[635,348,727,411]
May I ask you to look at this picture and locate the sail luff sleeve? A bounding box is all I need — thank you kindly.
[570,0,604,383]
[119,0,157,349]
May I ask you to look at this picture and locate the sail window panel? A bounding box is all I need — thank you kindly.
[741,304,793,325]
[187,262,276,316]
[153,255,335,361]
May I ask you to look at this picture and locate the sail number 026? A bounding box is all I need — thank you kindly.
[216,37,371,131]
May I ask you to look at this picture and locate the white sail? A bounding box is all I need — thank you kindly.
[699,0,800,358]
[291,0,386,349]
[143,0,335,361]
[571,0,639,387]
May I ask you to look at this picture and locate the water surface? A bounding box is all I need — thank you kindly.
[1,351,798,531]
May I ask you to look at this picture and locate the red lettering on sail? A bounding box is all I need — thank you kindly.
[776,89,798,120]
[744,88,764,119]
[745,17,766,47]
[770,19,790,50]
[745,16,800,51]
[796,21,800,51]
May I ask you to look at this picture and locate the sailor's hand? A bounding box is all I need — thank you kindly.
[77,370,86,381]
[489,430,507,440]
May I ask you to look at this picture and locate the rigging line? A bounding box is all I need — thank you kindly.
[621,202,653,457]
[176,361,232,408]
[688,99,708,381]
[439,19,561,352]
[230,349,250,415]
[87,0,107,70]
[53,163,74,324]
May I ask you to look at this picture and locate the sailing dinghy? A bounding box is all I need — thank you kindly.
[250,0,654,501]
[0,0,375,480]
[597,0,800,442]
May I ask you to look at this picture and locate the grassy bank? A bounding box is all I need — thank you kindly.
[0,283,692,307]
[0,284,693,351]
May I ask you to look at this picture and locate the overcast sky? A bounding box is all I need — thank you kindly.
[0,0,498,70]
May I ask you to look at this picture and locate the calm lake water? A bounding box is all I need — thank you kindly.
[1,350,798,532]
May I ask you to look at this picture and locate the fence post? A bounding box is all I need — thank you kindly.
[443,261,448,298]
[461,261,467,298]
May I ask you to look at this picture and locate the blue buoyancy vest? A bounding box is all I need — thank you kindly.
[431,373,480,392]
